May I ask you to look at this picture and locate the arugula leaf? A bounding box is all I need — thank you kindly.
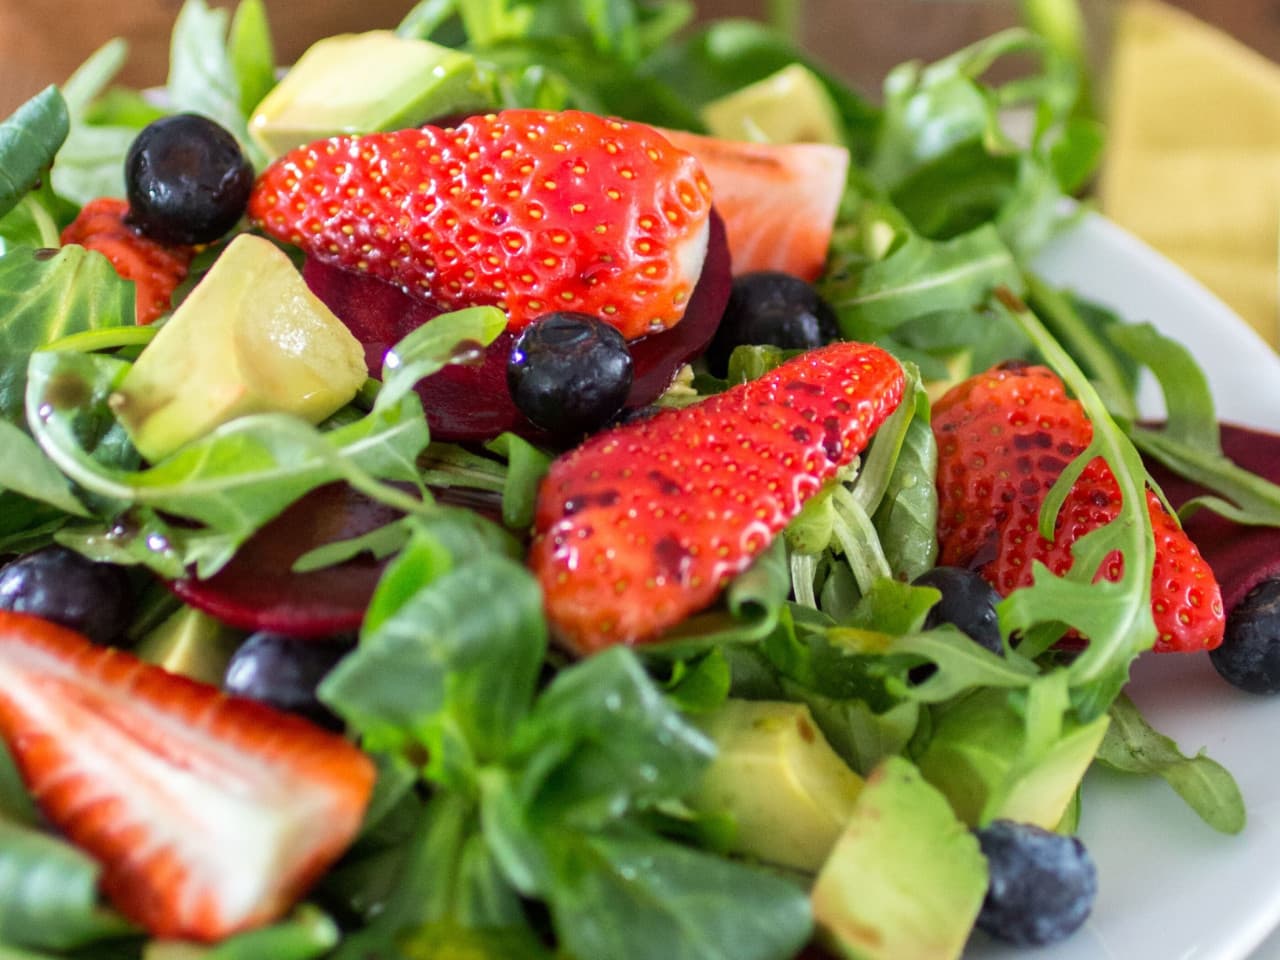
[993,292,1157,719]
[0,244,133,423]
[27,307,504,575]
[1096,693,1246,834]
[50,40,140,205]
[643,18,879,155]
[26,350,431,575]
[397,0,461,41]
[0,818,134,950]
[869,28,1096,261]
[228,0,276,119]
[1025,272,1139,419]
[539,824,812,960]
[823,223,1024,344]
[0,87,69,222]
[167,0,253,151]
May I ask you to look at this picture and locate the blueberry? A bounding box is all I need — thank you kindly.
[913,566,1005,656]
[975,820,1097,946]
[1211,578,1280,694]
[125,114,254,245]
[223,631,354,730]
[704,272,839,377]
[507,312,633,440]
[0,546,132,645]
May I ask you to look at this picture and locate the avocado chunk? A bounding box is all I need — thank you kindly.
[136,606,243,685]
[112,233,368,463]
[915,688,1109,830]
[248,31,493,158]
[700,64,845,146]
[690,699,864,872]
[811,755,988,960]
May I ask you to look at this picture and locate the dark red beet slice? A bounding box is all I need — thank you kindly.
[626,209,731,406]
[1144,423,1280,613]
[303,210,731,442]
[169,483,403,637]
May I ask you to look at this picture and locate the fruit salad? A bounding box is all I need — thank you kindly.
[1,1,1279,958]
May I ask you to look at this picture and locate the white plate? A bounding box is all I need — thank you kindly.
[965,212,1280,960]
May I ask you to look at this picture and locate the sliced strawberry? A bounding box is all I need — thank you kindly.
[249,110,713,341]
[60,198,194,325]
[932,364,1225,653]
[0,611,375,940]
[530,341,904,653]
[303,210,733,442]
[657,129,849,281]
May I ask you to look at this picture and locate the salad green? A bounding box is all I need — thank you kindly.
[0,0,1276,957]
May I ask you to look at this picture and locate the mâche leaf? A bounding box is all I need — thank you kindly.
[0,818,135,950]
[0,245,133,423]
[0,87,69,221]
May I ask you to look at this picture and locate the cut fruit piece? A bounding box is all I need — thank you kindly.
[170,483,404,638]
[303,210,732,442]
[112,234,367,463]
[248,31,492,158]
[690,699,863,872]
[916,688,1109,829]
[659,128,849,281]
[0,610,375,941]
[700,64,845,146]
[136,606,244,684]
[812,756,987,960]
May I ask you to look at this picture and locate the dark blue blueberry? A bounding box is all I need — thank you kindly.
[1211,578,1280,694]
[507,312,633,440]
[223,631,355,730]
[704,271,839,377]
[125,113,253,245]
[913,566,1005,656]
[975,820,1097,946]
[0,546,132,645]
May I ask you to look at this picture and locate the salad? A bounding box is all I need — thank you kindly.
[2,1,1280,958]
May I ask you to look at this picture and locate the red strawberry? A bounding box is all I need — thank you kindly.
[657,128,849,281]
[248,110,713,341]
[60,197,194,325]
[530,341,905,653]
[932,363,1224,653]
[0,611,375,941]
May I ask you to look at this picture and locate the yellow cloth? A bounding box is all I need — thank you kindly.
[1100,0,1280,347]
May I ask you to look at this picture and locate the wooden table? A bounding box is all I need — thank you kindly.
[2,0,1278,116]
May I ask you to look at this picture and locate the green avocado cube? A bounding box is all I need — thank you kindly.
[812,756,988,960]
[112,234,368,463]
[248,31,494,158]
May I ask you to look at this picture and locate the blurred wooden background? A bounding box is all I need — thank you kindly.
[1,0,1278,115]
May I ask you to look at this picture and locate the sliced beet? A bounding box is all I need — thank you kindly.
[170,483,403,637]
[626,209,731,406]
[303,210,731,443]
[1144,423,1280,613]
